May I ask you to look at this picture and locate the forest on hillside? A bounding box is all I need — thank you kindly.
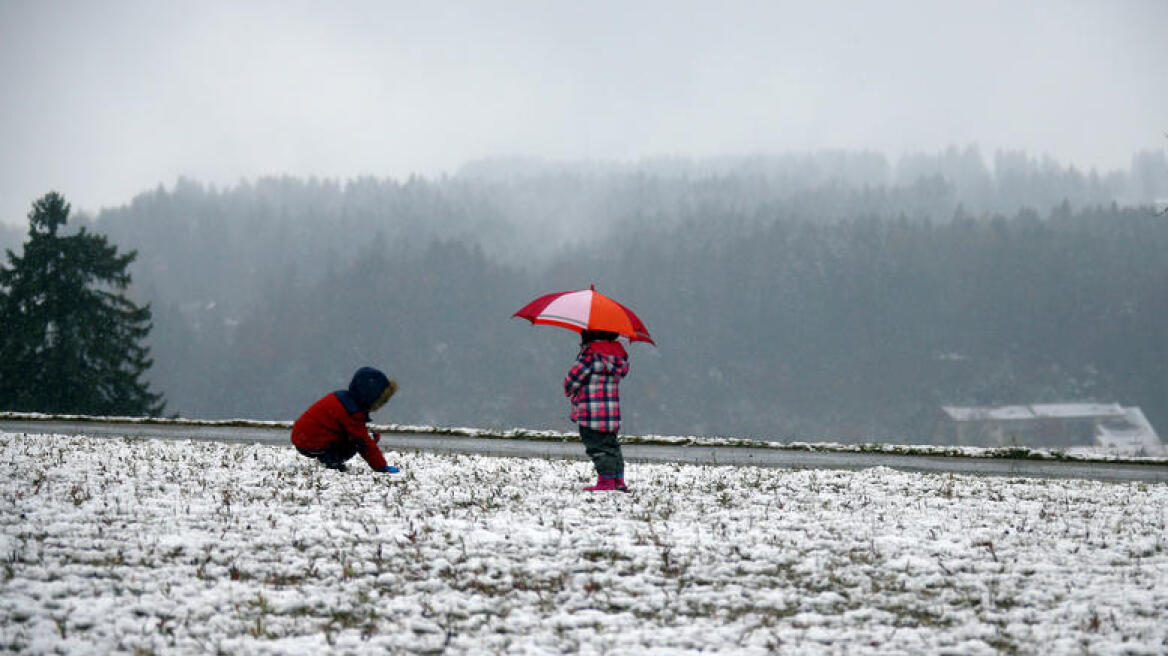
[15,148,1167,442]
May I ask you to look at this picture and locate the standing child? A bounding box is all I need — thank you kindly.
[291,366,400,473]
[564,330,631,492]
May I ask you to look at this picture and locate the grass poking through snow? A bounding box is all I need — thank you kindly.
[1,431,1166,654]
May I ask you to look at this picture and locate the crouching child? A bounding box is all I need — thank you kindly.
[291,366,400,473]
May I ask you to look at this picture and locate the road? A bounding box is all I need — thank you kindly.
[3,418,1166,483]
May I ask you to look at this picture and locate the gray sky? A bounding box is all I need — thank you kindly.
[2,0,1165,226]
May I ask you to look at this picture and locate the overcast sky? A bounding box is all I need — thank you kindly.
[2,0,1165,226]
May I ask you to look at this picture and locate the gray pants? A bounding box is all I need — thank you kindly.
[580,426,624,478]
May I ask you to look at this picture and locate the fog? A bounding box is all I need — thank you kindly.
[3,1,1168,445]
[2,0,1167,225]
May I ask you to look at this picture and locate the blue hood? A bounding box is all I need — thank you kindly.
[345,366,391,412]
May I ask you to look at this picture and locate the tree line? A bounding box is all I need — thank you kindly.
[3,149,1166,442]
[157,198,1167,442]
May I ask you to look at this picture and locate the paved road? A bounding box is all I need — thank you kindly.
[3,419,1166,483]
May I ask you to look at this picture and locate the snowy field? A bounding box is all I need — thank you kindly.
[2,431,1166,655]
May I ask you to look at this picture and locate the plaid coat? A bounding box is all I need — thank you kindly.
[564,340,630,433]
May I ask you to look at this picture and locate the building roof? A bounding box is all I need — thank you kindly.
[940,403,1163,456]
[1028,403,1126,419]
[942,403,1127,422]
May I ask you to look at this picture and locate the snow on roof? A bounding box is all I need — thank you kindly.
[942,405,1033,421]
[1029,403,1125,419]
[943,403,1128,422]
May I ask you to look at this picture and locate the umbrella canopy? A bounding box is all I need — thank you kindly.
[513,286,655,345]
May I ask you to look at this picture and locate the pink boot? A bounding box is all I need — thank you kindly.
[583,476,618,491]
[615,477,629,493]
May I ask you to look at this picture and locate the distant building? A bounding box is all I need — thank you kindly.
[935,403,1165,457]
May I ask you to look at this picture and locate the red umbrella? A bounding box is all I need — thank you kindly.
[513,285,655,345]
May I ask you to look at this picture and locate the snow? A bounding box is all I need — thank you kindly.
[4,412,1167,463]
[2,430,1167,654]
[943,404,1129,421]
[942,405,1032,421]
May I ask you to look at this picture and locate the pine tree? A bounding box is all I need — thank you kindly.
[0,192,165,415]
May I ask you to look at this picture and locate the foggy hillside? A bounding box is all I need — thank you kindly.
[40,148,1168,441]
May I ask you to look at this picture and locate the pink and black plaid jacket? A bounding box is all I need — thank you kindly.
[564,340,630,433]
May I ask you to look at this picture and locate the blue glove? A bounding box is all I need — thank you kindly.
[379,465,400,474]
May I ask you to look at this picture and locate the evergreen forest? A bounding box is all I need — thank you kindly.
[26,148,1168,442]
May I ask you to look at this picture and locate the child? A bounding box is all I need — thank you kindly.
[564,330,631,492]
[291,366,400,473]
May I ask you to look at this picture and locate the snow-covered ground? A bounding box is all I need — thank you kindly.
[6,411,1168,463]
[2,431,1166,655]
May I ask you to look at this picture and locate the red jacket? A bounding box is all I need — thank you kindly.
[291,392,388,470]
